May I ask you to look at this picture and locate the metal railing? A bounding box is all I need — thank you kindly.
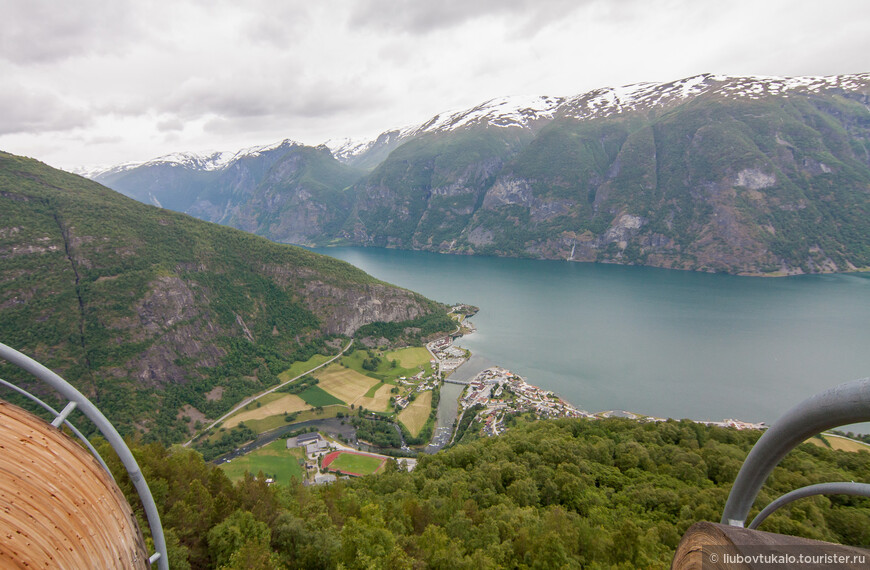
[721,378,870,530]
[0,341,168,570]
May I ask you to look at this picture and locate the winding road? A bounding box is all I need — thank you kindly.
[183,339,354,447]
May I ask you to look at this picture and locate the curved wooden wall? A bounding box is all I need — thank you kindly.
[0,400,149,568]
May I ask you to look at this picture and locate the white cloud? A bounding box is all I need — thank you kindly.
[0,0,867,170]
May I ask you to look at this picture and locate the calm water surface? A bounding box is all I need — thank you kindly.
[313,247,870,428]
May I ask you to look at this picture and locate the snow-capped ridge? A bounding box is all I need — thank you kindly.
[76,72,869,173]
[146,138,300,171]
[77,139,301,179]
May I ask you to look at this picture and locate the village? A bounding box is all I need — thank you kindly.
[214,306,770,487]
[457,366,596,437]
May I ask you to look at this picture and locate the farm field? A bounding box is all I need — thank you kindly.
[239,405,351,434]
[385,346,431,369]
[298,385,344,407]
[322,450,386,476]
[218,439,305,483]
[314,364,379,405]
[224,394,309,428]
[277,354,332,383]
[356,383,394,412]
[398,390,432,437]
[340,349,431,382]
[807,433,870,453]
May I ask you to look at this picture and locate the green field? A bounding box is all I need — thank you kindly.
[327,452,385,476]
[277,354,333,383]
[364,381,385,398]
[385,347,431,369]
[218,439,305,483]
[237,405,350,433]
[299,385,345,407]
[340,349,433,382]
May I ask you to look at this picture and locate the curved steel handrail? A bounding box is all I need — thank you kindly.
[0,342,168,569]
[0,376,114,477]
[721,377,870,528]
[748,482,870,529]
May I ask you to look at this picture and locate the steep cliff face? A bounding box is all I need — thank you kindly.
[0,151,447,441]
[228,146,362,244]
[339,76,870,274]
[89,73,870,275]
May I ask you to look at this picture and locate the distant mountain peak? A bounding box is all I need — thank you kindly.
[323,72,869,164]
[76,138,302,180]
[77,72,869,173]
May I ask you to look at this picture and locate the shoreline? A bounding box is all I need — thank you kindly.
[431,313,768,446]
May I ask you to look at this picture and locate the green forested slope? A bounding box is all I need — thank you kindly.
[344,90,870,274]
[94,75,870,275]
[0,151,448,442]
[115,417,870,569]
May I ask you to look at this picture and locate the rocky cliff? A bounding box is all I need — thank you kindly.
[89,73,870,275]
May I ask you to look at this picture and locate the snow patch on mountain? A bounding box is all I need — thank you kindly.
[76,73,869,173]
[76,139,300,179]
[414,94,565,134]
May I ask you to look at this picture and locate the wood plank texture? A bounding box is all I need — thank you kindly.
[0,400,149,568]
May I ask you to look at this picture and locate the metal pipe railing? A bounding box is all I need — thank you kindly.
[721,377,870,528]
[0,341,168,570]
[0,376,114,478]
[748,482,870,529]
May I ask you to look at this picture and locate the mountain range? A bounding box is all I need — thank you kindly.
[85,73,870,275]
[0,151,449,442]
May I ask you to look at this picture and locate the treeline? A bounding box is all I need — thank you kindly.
[352,416,403,448]
[277,374,319,395]
[194,424,257,462]
[354,312,455,344]
[107,417,870,569]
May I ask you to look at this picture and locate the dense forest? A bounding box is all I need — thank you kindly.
[106,417,870,569]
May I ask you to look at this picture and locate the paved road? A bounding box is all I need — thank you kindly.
[213,417,357,464]
[185,339,353,447]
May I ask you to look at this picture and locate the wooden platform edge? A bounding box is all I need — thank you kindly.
[672,521,870,569]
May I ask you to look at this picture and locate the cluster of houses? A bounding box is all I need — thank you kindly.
[427,337,467,374]
[394,370,440,410]
[459,367,595,436]
[286,432,344,485]
[596,410,766,431]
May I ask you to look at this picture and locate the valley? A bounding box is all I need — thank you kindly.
[0,152,455,445]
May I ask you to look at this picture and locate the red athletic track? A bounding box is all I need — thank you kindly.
[321,450,387,477]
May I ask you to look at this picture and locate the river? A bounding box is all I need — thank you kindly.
[313,246,870,431]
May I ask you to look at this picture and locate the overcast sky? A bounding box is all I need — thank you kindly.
[1,0,868,170]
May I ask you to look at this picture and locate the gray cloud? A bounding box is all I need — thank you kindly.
[349,0,603,35]
[0,0,141,64]
[0,85,88,135]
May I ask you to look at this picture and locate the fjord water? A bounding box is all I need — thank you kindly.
[314,247,870,427]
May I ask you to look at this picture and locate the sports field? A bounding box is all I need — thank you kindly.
[322,450,386,476]
[224,394,309,428]
[218,439,305,483]
[314,364,379,405]
[398,390,432,437]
